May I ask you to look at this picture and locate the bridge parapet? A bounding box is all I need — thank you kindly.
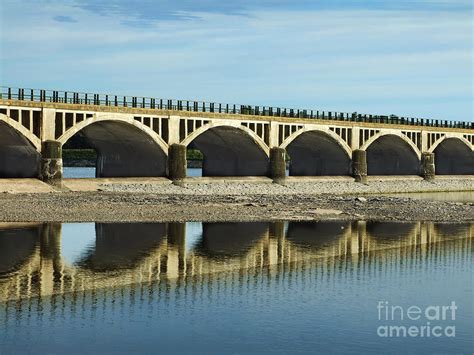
[1,86,472,130]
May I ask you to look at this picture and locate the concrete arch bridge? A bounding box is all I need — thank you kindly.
[0,87,473,184]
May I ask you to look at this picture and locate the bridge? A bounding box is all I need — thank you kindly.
[1,221,471,302]
[0,87,473,185]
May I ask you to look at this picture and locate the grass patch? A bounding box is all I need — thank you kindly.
[63,149,97,159]
[187,149,203,160]
[64,149,204,161]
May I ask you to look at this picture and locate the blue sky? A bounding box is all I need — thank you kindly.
[0,0,472,121]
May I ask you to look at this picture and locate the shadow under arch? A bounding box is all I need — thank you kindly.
[76,223,167,272]
[63,121,167,177]
[285,131,351,176]
[186,126,269,176]
[433,138,474,175]
[286,221,350,249]
[366,134,420,175]
[433,223,471,239]
[0,121,41,177]
[194,222,268,259]
[365,222,416,243]
[0,225,41,275]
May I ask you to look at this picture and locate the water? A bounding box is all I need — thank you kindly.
[0,221,472,354]
[64,167,96,178]
[64,167,203,178]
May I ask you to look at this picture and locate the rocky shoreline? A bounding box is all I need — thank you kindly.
[99,177,473,195]
[0,177,472,223]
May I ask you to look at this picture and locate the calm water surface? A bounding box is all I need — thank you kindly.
[0,221,472,354]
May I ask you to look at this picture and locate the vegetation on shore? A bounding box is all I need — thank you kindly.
[63,149,97,159]
[63,149,204,160]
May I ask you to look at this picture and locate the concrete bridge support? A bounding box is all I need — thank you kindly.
[40,223,62,288]
[167,223,186,273]
[168,144,186,180]
[40,141,63,186]
[269,147,286,182]
[352,150,367,183]
[421,152,435,181]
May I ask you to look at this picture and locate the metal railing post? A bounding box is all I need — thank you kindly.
[0,86,468,128]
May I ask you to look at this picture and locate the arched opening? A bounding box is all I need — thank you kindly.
[77,223,167,272]
[63,121,167,177]
[63,132,97,178]
[187,126,269,176]
[195,222,268,259]
[0,224,41,275]
[434,223,470,238]
[0,121,40,178]
[286,221,349,250]
[366,135,420,175]
[286,131,351,176]
[365,222,416,242]
[434,138,474,175]
[186,148,204,177]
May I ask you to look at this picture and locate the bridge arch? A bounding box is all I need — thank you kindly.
[363,133,421,175]
[0,224,41,275]
[57,113,168,154]
[195,222,268,259]
[280,127,351,157]
[428,136,472,154]
[59,114,168,177]
[286,221,351,250]
[182,122,270,176]
[76,223,168,272]
[432,137,474,175]
[0,117,41,178]
[434,223,472,239]
[181,122,269,156]
[0,113,41,151]
[281,128,351,176]
[361,131,421,159]
[365,222,417,242]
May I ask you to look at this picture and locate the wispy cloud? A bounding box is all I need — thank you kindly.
[72,0,474,25]
[53,15,77,23]
[0,0,472,120]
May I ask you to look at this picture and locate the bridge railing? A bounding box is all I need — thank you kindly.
[1,86,472,129]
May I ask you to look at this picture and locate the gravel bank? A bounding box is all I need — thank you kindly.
[99,177,474,195]
[0,177,472,223]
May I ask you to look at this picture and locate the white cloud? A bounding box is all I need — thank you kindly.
[0,1,472,120]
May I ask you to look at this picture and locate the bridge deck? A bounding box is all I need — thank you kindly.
[1,98,471,134]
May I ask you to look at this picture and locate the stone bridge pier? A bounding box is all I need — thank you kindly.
[0,88,472,184]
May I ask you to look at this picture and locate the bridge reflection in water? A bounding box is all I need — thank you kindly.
[0,221,471,305]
